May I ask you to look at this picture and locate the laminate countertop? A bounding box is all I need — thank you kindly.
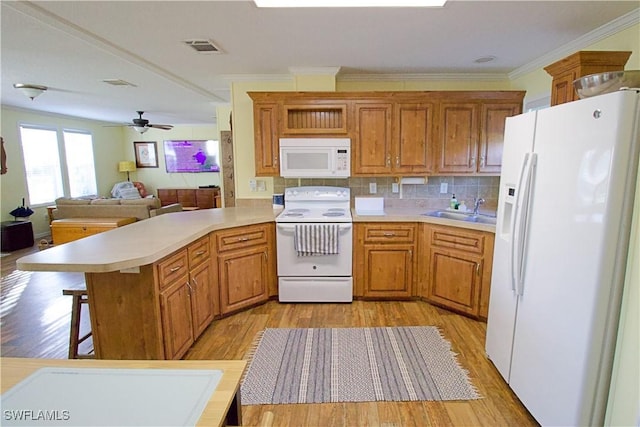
[352,207,497,234]
[17,207,280,273]
[17,206,495,274]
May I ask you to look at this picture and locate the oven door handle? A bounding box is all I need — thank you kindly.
[276,223,352,232]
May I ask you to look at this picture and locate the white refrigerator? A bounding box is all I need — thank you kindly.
[485,90,640,426]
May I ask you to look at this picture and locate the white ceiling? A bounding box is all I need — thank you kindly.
[1,1,638,127]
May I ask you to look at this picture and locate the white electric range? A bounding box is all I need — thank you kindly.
[275,186,352,302]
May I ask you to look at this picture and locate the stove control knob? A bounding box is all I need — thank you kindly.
[314,191,320,196]
[292,190,298,196]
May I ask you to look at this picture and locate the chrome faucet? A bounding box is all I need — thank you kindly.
[473,197,485,215]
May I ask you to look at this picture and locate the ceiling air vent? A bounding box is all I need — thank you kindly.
[183,39,223,53]
[102,79,137,87]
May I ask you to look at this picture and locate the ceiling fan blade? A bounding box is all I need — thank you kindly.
[148,124,173,130]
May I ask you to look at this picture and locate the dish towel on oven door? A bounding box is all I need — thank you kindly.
[294,224,340,256]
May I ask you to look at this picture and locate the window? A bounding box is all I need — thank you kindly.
[19,125,97,206]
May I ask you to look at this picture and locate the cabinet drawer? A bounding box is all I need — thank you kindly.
[430,226,485,254]
[216,224,269,252]
[157,250,189,289]
[362,224,415,243]
[188,236,210,268]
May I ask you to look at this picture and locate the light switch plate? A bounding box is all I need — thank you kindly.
[369,182,377,194]
[440,182,448,194]
[392,183,399,193]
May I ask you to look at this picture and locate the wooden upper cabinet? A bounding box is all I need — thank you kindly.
[436,103,479,174]
[249,91,524,177]
[253,102,280,176]
[282,103,348,134]
[479,102,521,174]
[353,102,393,175]
[544,51,631,106]
[394,103,434,174]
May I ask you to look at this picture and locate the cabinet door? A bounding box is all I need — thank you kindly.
[478,103,521,174]
[551,71,578,106]
[219,245,268,315]
[195,189,217,209]
[436,103,479,174]
[428,247,482,317]
[394,103,434,174]
[363,245,414,298]
[254,103,280,176]
[189,261,215,339]
[157,189,178,207]
[177,189,197,208]
[353,103,393,175]
[160,277,194,360]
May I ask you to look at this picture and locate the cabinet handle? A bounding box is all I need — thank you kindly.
[470,157,476,168]
[480,155,485,168]
[396,156,400,167]
[386,154,391,167]
[264,251,268,260]
[170,266,183,272]
[237,237,249,242]
[476,261,481,275]
[274,156,278,166]
[195,250,205,256]
[383,232,395,237]
[186,281,193,294]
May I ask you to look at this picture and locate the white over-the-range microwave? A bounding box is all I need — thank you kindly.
[279,138,350,178]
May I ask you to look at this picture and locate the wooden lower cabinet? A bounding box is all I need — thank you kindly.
[216,223,274,315]
[354,223,416,299]
[158,236,216,360]
[420,224,494,320]
[159,275,194,360]
[84,224,276,360]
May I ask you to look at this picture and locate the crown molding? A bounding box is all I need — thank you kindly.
[222,74,293,82]
[338,72,509,82]
[509,8,640,80]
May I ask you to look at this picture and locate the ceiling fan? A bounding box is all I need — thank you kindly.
[127,111,173,134]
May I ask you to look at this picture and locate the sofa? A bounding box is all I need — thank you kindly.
[52,197,182,221]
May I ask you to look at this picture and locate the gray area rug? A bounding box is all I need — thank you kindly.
[241,327,480,405]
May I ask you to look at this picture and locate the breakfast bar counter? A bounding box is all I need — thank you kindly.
[17,207,280,273]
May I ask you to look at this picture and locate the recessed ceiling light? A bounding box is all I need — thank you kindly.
[474,56,496,64]
[254,0,446,7]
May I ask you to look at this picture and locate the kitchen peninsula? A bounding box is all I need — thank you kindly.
[17,208,280,360]
[17,206,495,360]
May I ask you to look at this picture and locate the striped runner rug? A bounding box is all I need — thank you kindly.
[240,327,480,405]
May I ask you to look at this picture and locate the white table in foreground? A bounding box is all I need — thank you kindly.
[0,358,246,427]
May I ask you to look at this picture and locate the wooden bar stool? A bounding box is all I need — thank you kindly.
[62,289,94,359]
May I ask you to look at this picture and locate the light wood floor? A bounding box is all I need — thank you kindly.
[1,245,538,427]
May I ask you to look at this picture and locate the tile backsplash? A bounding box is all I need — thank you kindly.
[274,176,500,212]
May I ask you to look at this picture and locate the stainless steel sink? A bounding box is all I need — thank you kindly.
[422,210,497,225]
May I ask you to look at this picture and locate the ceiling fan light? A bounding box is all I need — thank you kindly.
[133,126,149,134]
[13,83,48,100]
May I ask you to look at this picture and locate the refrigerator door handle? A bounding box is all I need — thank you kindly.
[512,153,537,296]
[510,153,529,292]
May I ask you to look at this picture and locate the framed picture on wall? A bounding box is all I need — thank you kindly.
[134,141,158,168]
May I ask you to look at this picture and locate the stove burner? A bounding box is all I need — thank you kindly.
[327,208,345,212]
[282,212,304,217]
[323,211,345,217]
[287,208,310,213]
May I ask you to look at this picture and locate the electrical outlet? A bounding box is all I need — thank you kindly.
[392,183,399,193]
[369,182,377,194]
[249,179,257,192]
[440,182,448,194]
